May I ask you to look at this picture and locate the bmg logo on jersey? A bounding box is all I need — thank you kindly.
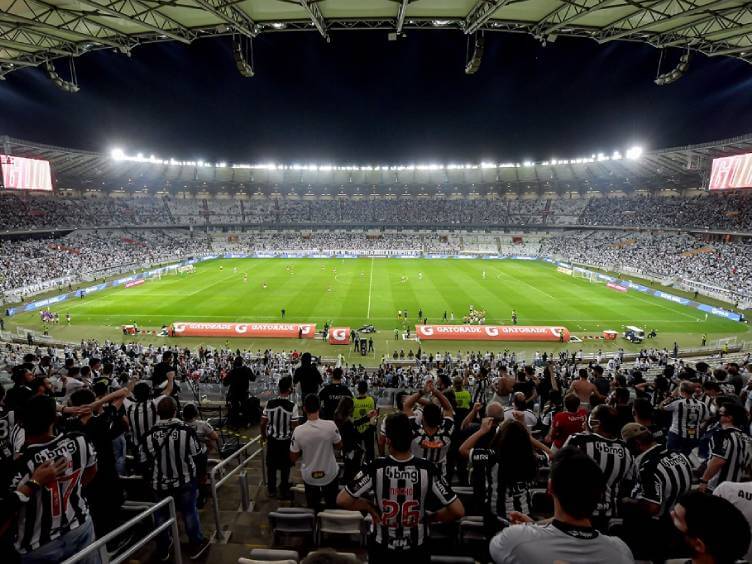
[385,466,419,482]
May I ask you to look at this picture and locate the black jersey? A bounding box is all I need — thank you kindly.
[139,419,204,491]
[708,426,752,489]
[564,432,634,518]
[345,455,457,550]
[470,447,533,518]
[664,398,709,439]
[631,445,692,517]
[409,415,454,471]
[126,399,159,446]
[318,383,353,420]
[10,433,97,553]
[263,397,298,440]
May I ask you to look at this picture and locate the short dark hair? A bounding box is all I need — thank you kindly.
[157,396,177,419]
[591,404,620,436]
[678,491,751,563]
[183,403,198,421]
[357,380,368,395]
[12,365,30,385]
[278,376,292,394]
[613,387,630,404]
[331,367,343,381]
[385,412,412,453]
[70,389,96,407]
[162,351,173,362]
[233,355,244,368]
[133,382,151,402]
[23,395,57,435]
[422,403,442,427]
[564,393,581,413]
[303,393,320,414]
[550,447,605,519]
[632,397,653,420]
[721,402,748,428]
[93,381,108,397]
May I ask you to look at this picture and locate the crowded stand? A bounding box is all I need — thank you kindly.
[0,337,751,562]
[542,230,752,300]
[5,191,752,231]
[0,230,210,295]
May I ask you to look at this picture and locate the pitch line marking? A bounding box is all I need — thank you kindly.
[367,257,374,320]
[495,267,556,300]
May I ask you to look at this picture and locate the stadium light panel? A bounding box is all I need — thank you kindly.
[111,148,125,160]
[626,146,643,160]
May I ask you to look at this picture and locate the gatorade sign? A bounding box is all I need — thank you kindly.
[327,327,352,345]
[169,322,316,339]
[416,324,570,342]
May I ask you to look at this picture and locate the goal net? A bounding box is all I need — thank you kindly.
[716,336,737,349]
[572,268,602,283]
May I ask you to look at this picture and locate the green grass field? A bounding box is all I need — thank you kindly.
[9,258,749,364]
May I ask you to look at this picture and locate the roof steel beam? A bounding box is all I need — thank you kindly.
[396,0,409,34]
[465,0,516,35]
[652,4,752,48]
[597,0,731,43]
[534,0,621,37]
[0,23,79,56]
[72,0,196,44]
[191,0,257,37]
[299,0,329,40]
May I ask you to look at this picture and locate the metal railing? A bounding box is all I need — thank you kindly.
[209,434,265,543]
[61,497,181,564]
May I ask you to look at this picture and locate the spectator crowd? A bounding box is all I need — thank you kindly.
[2,337,750,562]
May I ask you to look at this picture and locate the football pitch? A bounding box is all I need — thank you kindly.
[9,258,749,363]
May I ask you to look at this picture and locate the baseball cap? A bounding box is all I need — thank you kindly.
[621,422,650,442]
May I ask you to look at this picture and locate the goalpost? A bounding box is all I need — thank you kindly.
[572,268,602,283]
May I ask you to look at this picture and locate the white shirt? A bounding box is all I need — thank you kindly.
[503,407,538,430]
[713,481,752,562]
[290,418,341,486]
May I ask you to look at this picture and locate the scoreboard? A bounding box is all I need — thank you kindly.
[708,153,752,191]
[0,154,53,191]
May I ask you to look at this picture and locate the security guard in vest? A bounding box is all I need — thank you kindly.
[449,376,473,484]
[353,380,378,463]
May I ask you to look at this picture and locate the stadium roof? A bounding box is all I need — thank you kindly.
[2,0,752,80]
[4,132,752,194]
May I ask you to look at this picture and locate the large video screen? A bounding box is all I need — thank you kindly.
[0,154,53,191]
[709,153,752,191]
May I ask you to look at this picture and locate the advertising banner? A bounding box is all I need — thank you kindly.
[607,282,628,293]
[327,327,351,345]
[415,324,570,342]
[169,322,317,339]
[125,279,145,289]
[709,153,752,190]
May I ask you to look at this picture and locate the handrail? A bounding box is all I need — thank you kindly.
[61,497,182,564]
[210,435,265,543]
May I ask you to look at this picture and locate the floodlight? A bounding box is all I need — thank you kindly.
[232,35,254,78]
[45,59,79,93]
[626,146,643,160]
[111,148,125,160]
[654,50,690,86]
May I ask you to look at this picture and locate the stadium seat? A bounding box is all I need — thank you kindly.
[248,548,300,561]
[290,484,307,506]
[239,559,296,564]
[316,510,367,546]
[268,511,315,546]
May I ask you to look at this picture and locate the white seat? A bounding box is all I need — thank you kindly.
[316,510,366,546]
[248,548,300,562]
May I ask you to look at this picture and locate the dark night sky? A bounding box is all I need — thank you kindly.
[2,30,752,163]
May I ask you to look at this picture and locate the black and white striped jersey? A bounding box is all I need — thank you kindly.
[139,418,204,491]
[708,426,752,489]
[10,433,97,553]
[345,455,457,550]
[408,416,454,470]
[263,397,298,440]
[0,408,20,465]
[663,398,710,439]
[631,445,692,517]
[126,398,159,446]
[470,447,532,518]
[564,432,634,518]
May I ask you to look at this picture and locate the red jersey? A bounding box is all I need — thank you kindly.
[550,408,587,448]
